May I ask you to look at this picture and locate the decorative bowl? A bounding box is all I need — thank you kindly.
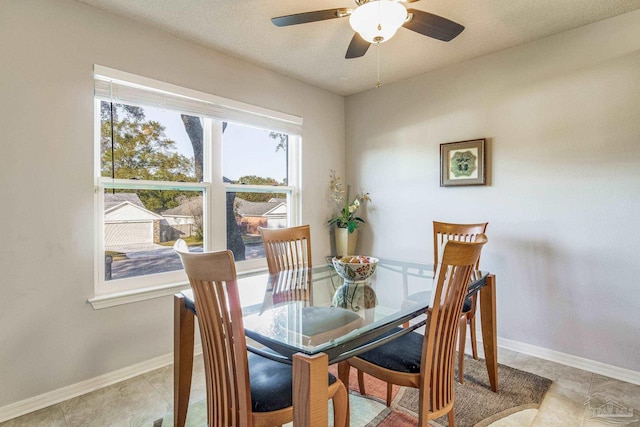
[332,282,378,311]
[332,255,379,284]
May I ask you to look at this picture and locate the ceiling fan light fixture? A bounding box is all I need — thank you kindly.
[349,0,407,44]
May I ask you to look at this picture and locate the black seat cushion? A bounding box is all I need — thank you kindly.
[248,352,337,412]
[355,328,425,374]
[462,296,472,313]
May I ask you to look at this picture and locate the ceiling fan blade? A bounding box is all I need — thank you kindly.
[272,8,351,27]
[404,9,464,41]
[345,33,371,59]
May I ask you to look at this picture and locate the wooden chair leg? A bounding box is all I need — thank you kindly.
[357,369,366,395]
[469,314,479,360]
[174,295,194,427]
[458,317,466,384]
[386,383,393,407]
[338,361,351,387]
[337,362,351,426]
[330,381,349,427]
[448,409,455,426]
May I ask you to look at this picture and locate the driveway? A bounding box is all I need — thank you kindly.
[107,243,264,280]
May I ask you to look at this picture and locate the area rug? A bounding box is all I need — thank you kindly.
[154,355,552,427]
[337,355,552,427]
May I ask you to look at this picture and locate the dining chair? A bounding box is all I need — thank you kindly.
[338,235,488,427]
[433,221,488,384]
[259,225,312,274]
[173,238,189,253]
[175,247,348,427]
[259,225,313,306]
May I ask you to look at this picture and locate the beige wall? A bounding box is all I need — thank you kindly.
[0,0,344,407]
[2,0,639,414]
[346,10,640,372]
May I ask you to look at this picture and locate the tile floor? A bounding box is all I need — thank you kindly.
[2,349,639,427]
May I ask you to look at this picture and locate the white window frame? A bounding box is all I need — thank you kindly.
[90,66,302,308]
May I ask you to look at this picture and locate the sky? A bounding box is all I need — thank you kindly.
[144,106,287,182]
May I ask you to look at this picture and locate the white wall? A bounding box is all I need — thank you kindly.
[345,10,640,372]
[0,0,344,408]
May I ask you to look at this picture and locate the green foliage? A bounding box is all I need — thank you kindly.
[236,175,281,186]
[101,103,195,181]
[269,132,288,153]
[327,170,371,233]
[235,175,286,202]
[101,102,196,212]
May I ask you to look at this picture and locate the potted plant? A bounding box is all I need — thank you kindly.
[328,170,371,256]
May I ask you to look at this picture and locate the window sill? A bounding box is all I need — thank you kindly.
[88,281,191,309]
[89,267,270,309]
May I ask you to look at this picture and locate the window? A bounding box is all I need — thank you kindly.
[93,66,302,298]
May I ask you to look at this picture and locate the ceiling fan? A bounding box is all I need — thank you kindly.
[272,0,464,59]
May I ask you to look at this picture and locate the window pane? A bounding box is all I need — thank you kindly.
[104,189,204,281]
[222,123,288,185]
[226,191,288,262]
[100,102,203,183]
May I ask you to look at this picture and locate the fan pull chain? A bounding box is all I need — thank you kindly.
[376,42,382,88]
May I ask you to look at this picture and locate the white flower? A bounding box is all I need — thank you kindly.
[328,169,371,231]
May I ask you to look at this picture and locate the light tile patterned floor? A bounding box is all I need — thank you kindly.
[2,350,639,426]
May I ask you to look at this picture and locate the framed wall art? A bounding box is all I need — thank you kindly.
[440,139,486,187]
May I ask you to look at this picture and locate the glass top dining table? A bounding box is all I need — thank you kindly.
[173,258,498,427]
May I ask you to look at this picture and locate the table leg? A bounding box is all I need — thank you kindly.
[293,353,329,427]
[174,294,195,427]
[479,274,498,392]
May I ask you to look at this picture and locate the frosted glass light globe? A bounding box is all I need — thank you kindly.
[349,0,407,43]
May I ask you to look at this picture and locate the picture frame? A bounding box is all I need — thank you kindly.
[440,139,486,187]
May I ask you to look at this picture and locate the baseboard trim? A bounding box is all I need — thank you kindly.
[0,345,202,423]
[463,335,640,386]
[497,337,640,386]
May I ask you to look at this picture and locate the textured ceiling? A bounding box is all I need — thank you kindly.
[76,0,640,96]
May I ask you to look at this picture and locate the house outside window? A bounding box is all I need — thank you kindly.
[93,66,302,300]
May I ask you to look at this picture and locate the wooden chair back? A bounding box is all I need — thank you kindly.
[419,235,488,420]
[433,221,488,272]
[259,225,312,274]
[433,222,489,386]
[175,248,252,427]
[268,267,312,304]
